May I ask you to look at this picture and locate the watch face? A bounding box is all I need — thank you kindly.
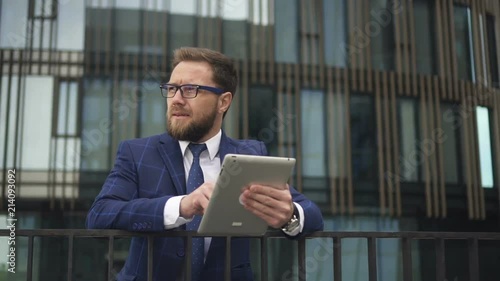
[283,215,300,232]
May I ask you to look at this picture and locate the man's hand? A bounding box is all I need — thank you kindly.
[240,183,294,228]
[179,182,215,219]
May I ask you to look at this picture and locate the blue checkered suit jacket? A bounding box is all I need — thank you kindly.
[86,131,324,281]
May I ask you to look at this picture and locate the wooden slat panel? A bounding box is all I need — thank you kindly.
[348,0,357,92]
[390,72,402,217]
[402,0,411,95]
[434,77,447,218]
[250,0,258,84]
[285,64,294,159]
[394,0,403,95]
[326,67,337,214]
[345,67,354,215]
[469,83,480,219]
[375,71,386,216]
[337,67,346,215]
[365,0,373,93]
[460,81,475,219]
[408,0,418,97]
[435,0,447,83]
[383,72,394,216]
[294,63,303,192]
[299,0,308,87]
[494,93,500,210]
[242,60,249,139]
[448,1,460,101]
[426,76,440,218]
[277,64,285,157]
[420,75,432,217]
[358,0,365,93]
[309,0,317,88]
[268,0,275,85]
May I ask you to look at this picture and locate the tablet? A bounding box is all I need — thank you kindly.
[197,153,296,236]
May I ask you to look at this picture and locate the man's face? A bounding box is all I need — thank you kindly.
[166,61,220,142]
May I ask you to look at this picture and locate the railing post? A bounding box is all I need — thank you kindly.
[147,236,154,281]
[67,234,74,281]
[298,238,306,281]
[184,234,192,281]
[260,237,268,281]
[402,237,413,281]
[333,237,342,281]
[108,236,114,281]
[27,235,34,281]
[225,236,232,281]
[435,238,446,281]
[367,237,377,281]
[468,238,479,281]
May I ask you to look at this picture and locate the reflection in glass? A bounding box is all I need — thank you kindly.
[0,0,29,48]
[323,0,347,67]
[476,106,494,188]
[350,94,377,181]
[247,86,277,155]
[454,5,475,81]
[275,0,298,63]
[440,103,462,184]
[398,98,419,182]
[414,0,436,74]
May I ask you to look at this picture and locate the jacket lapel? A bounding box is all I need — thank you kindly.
[157,133,186,195]
[218,131,238,164]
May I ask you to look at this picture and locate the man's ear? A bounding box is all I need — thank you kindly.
[218,92,233,113]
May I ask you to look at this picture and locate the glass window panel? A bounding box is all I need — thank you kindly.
[81,78,111,171]
[370,0,396,71]
[330,92,347,178]
[350,95,377,181]
[486,15,499,88]
[414,0,436,74]
[21,76,54,170]
[454,5,475,81]
[114,9,140,53]
[139,80,165,138]
[0,76,20,169]
[275,0,298,63]
[323,0,347,67]
[57,81,78,136]
[114,0,141,10]
[301,89,326,177]
[170,0,196,15]
[221,0,248,20]
[54,137,81,170]
[247,86,277,155]
[476,106,494,188]
[57,0,84,50]
[223,19,248,60]
[168,14,196,54]
[398,98,419,182]
[440,103,461,184]
[0,0,29,48]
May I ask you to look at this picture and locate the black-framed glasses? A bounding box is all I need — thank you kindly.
[159,83,225,99]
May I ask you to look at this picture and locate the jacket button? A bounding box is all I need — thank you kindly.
[132,223,138,230]
[177,248,185,257]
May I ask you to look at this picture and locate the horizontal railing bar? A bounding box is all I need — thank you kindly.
[1,229,500,240]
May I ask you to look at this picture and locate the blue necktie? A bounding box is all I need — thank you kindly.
[186,143,207,280]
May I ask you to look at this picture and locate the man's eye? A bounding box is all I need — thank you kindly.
[167,86,177,92]
[183,86,197,93]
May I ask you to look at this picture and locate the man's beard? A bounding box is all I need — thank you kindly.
[167,105,218,142]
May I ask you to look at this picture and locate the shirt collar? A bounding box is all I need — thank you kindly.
[178,130,221,161]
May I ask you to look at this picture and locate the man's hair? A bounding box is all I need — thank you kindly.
[172,47,238,97]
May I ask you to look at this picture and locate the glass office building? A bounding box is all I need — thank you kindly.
[0,0,499,280]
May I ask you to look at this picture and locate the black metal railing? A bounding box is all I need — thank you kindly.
[0,229,499,281]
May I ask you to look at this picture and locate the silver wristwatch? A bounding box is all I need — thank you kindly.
[281,205,300,233]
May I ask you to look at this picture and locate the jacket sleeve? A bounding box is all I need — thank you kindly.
[258,141,324,236]
[85,141,171,232]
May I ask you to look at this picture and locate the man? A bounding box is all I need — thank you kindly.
[86,47,324,281]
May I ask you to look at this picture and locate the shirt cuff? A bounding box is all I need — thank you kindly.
[282,202,304,236]
[163,195,192,229]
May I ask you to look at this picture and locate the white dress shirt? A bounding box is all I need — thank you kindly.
[163,130,304,257]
